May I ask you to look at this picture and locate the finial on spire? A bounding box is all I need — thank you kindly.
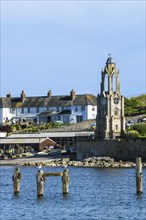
[108,53,111,57]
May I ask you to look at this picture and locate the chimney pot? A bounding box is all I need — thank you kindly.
[70,89,75,100]
[21,90,26,101]
[47,90,52,97]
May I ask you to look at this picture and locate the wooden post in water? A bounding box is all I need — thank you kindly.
[36,169,45,197]
[12,167,21,194]
[136,157,142,194]
[62,168,69,194]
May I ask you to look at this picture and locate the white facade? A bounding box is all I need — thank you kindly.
[0,91,97,124]
[0,104,96,124]
[87,105,97,120]
[0,108,12,124]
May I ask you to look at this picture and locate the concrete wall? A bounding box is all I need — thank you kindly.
[77,139,146,161]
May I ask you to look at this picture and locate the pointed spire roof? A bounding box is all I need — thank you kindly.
[106,55,115,65]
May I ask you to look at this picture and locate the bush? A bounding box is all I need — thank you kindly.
[132,124,146,136]
[127,124,146,137]
[44,123,52,129]
[11,125,17,132]
[127,130,140,138]
[15,124,21,131]
[31,127,40,132]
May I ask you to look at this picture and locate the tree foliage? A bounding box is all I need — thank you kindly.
[124,94,146,116]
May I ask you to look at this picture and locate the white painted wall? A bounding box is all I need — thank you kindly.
[0,104,97,124]
[87,105,97,120]
[11,107,47,118]
[0,108,12,124]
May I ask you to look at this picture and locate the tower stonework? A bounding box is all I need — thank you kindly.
[96,56,126,139]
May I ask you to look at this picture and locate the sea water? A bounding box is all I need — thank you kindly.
[0,166,146,220]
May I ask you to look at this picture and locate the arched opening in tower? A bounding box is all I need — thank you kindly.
[105,74,108,92]
[112,75,116,92]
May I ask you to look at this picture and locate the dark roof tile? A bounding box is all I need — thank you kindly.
[1,94,97,108]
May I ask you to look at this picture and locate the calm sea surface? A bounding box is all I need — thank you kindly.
[0,166,146,220]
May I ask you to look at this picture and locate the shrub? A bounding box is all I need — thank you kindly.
[11,125,17,132]
[132,124,146,136]
[15,124,21,131]
[127,130,140,138]
[31,127,40,132]
[127,124,146,137]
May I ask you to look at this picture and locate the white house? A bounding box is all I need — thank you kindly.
[0,89,97,124]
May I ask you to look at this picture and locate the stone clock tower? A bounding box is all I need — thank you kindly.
[96,56,126,139]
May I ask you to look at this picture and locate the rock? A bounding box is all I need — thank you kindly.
[68,161,73,166]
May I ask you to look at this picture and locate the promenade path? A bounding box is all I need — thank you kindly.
[0,153,60,166]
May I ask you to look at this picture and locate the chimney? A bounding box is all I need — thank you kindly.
[47,90,52,97]
[21,90,26,101]
[70,89,75,100]
[6,92,11,98]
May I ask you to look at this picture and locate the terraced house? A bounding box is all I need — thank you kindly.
[0,89,97,124]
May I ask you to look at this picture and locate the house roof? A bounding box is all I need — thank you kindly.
[0,98,11,108]
[37,110,56,116]
[0,94,97,108]
[0,137,56,145]
[5,131,94,139]
[58,110,71,115]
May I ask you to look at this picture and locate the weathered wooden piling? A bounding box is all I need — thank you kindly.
[136,157,143,194]
[36,169,46,197]
[36,168,70,197]
[62,169,69,194]
[12,167,21,194]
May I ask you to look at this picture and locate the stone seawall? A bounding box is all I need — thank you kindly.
[76,139,146,161]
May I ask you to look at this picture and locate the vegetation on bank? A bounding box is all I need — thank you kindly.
[127,124,146,138]
[0,122,65,133]
[124,94,146,116]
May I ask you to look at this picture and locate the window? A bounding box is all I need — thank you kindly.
[76,107,78,111]
[56,116,61,120]
[57,107,59,111]
[27,108,30,113]
[81,106,85,111]
[76,115,83,123]
[21,108,24,113]
[92,107,95,111]
[11,108,16,114]
[36,108,39,113]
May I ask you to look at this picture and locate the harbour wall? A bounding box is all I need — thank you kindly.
[76,139,146,161]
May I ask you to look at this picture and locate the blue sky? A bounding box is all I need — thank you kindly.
[1,0,145,98]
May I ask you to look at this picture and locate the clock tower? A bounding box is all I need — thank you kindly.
[96,56,126,139]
